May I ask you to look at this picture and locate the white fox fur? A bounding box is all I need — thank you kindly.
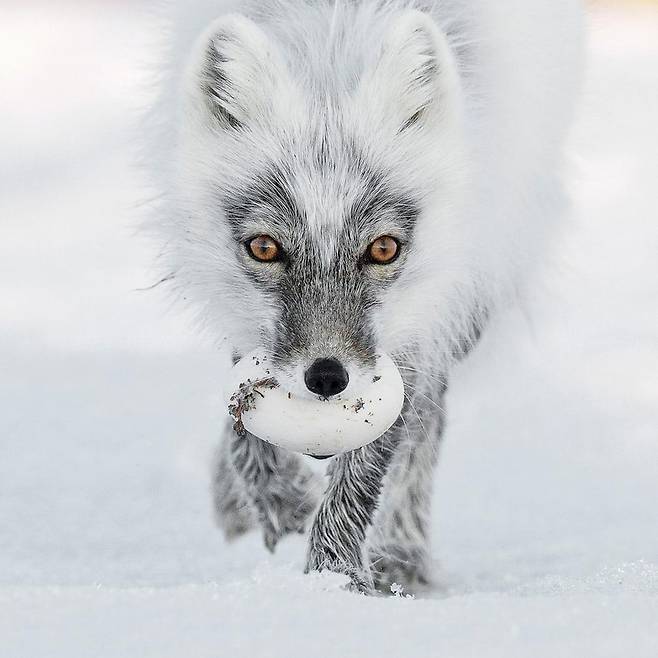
[145,0,583,592]
[148,0,582,364]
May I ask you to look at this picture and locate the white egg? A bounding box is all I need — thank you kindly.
[224,352,405,456]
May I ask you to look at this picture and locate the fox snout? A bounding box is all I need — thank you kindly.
[304,358,350,398]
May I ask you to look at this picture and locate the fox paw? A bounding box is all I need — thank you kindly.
[256,456,322,552]
[369,546,433,595]
[257,492,314,552]
[305,527,374,593]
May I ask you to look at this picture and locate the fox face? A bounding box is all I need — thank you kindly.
[173,8,468,398]
[223,149,420,398]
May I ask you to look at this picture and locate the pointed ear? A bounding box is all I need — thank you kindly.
[358,11,462,133]
[188,14,293,130]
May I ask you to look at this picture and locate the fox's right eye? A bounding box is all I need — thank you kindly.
[246,235,283,262]
[367,236,400,265]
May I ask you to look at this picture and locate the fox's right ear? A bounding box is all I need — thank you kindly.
[186,15,294,131]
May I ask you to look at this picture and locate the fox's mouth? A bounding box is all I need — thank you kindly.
[226,351,405,456]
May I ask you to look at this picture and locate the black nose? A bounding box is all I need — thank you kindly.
[304,358,349,398]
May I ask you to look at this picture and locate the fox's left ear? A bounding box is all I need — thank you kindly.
[357,11,462,134]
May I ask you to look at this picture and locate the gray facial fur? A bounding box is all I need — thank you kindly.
[222,144,419,372]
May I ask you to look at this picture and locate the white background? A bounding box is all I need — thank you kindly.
[1,2,657,656]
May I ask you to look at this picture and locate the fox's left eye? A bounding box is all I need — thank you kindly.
[247,235,282,262]
[367,236,400,265]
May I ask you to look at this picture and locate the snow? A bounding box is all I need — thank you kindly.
[1,3,657,656]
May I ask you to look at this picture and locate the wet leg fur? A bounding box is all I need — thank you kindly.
[305,378,447,594]
[214,422,322,552]
[304,436,398,592]
[369,392,445,594]
[213,433,256,540]
[214,376,447,594]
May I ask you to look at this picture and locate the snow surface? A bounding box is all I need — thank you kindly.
[1,3,657,656]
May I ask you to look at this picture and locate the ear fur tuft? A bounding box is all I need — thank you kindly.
[359,10,462,134]
[191,14,291,130]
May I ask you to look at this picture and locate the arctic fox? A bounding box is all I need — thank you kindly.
[146,0,583,593]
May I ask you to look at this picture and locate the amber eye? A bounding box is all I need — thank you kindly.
[367,236,400,265]
[247,235,282,262]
